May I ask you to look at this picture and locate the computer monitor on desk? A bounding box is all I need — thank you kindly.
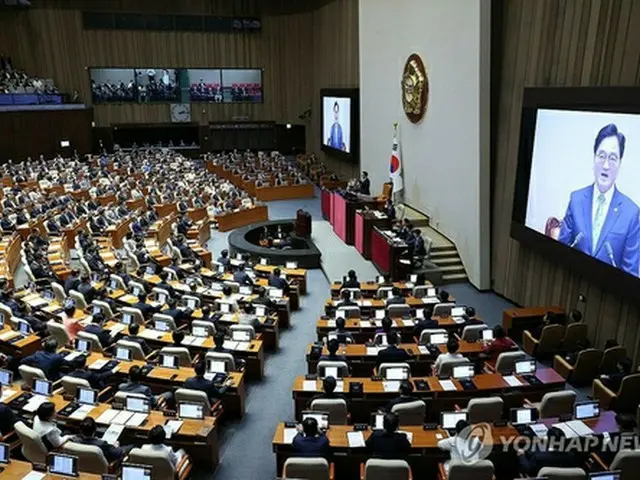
[589,472,621,480]
[302,411,329,431]
[0,442,9,464]
[122,463,152,480]
[575,401,600,420]
[441,411,468,431]
[179,402,204,420]
[0,368,12,386]
[48,453,78,477]
[77,387,98,406]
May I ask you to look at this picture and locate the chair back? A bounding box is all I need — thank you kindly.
[152,288,171,305]
[317,361,349,378]
[108,274,127,291]
[412,285,430,299]
[386,304,411,318]
[51,282,67,303]
[121,307,145,325]
[562,323,589,353]
[63,442,109,474]
[538,325,566,355]
[15,421,47,463]
[112,391,147,409]
[115,339,146,360]
[418,328,448,345]
[437,358,470,377]
[47,320,71,347]
[192,319,216,336]
[376,287,394,299]
[467,397,504,424]
[433,302,456,317]
[0,303,13,324]
[61,375,91,396]
[373,332,389,346]
[571,348,603,384]
[460,325,489,342]
[600,346,627,374]
[448,460,494,480]
[340,288,362,299]
[91,300,115,319]
[283,457,330,480]
[495,350,528,374]
[175,388,211,416]
[77,330,104,352]
[616,373,640,413]
[537,467,586,480]
[152,313,178,332]
[182,294,201,309]
[378,362,411,379]
[391,400,426,425]
[336,306,360,319]
[230,324,256,340]
[539,390,576,418]
[19,364,46,386]
[128,448,176,480]
[310,399,348,425]
[611,449,640,480]
[79,258,92,275]
[159,347,192,367]
[204,351,235,372]
[223,281,240,293]
[68,289,88,310]
[364,458,411,480]
[129,281,146,296]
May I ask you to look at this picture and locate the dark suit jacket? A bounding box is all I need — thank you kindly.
[376,346,411,366]
[268,275,288,292]
[68,369,110,390]
[360,178,371,195]
[21,351,69,380]
[365,431,411,459]
[558,185,640,275]
[77,283,97,303]
[292,433,331,458]
[233,271,254,286]
[71,435,125,463]
[386,296,406,305]
[133,302,159,320]
[385,395,419,413]
[342,279,360,289]
[318,353,348,363]
[85,323,113,348]
[123,335,151,355]
[518,450,581,477]
[164,307,192,326]
[0,403,18,435]
[118,382,156,407]
[184,375,228,402]
[413,318,439,338]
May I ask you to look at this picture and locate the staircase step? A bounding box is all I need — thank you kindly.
[441,272,468,284]
[439,264,466,273]
[430,246,457,254]
[431,257,461,266]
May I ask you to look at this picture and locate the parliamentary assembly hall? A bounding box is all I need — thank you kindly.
[0,0,638,479]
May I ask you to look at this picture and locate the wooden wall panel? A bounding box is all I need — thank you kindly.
[493,0,640,363]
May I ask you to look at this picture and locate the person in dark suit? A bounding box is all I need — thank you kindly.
[599,356,632,392]
[342,269,360,289]
[337,289,357,307]
[164,298,192,327]
[155,271,174,294]
[376,332,411,366]
[46,217,61,234]
[251,287,275,311]
[308,376,346,408]
[462,306,483,326]
[365,412,411,459]
[329,317,354,344]
[113,262,131,286]
[67,356,111,390]
[133,293,159,321]
[558,124,640,275]
[123,323,151,356]
[29,252,53,280]
[385,287,405,305]
[21,338,74,381]
[319,338,348,363]
[385,381,419,412]
[77,275,98,304]
[233,269,254,286]
[412,305,438,338]
[359,171,371,195]
[84,313,114,349]
[292,417,330,458]
[15,303,46,336]
[268,268,289,293]
[0,384,18,435]
[117,365,157,408]
[217,249,231,268]
[184,361,229,402]
[64,269,81,294]
[212,331,233,354]
[385,199,396,221]
[72,418,128,462]
[517,426,581,476]
[438,290,450,303]
[531,311,565,340]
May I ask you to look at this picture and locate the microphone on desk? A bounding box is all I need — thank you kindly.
[569,232,584,248]
[605,242,617,268]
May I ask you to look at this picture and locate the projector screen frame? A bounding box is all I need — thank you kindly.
[511,86,640,301]
[319,87,359,161]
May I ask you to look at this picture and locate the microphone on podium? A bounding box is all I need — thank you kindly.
[569,232,584,248]
[605,242,617,268]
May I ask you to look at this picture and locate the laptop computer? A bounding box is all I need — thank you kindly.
[75,338,92,353]
[430,333,448,345]
[481,329,494,341]
[588,472,621,480]
[514,359,540,384]
[370,412,385,430]
[160,354,179,369]
[121,312,133,325]
[452,364,476,390]
[232,330,251,342]
[178,402,204,420]
[77,387,98,406]
[34,378,53,397]
[384,367,409,381]
[0,442,9,464]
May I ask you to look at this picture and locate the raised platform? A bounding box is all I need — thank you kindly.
[228,219,321,268]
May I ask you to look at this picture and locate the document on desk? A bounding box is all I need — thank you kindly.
[303,380,318,391]
[347,431,366,448]
[439,380,457,391]
[23,395,49,413]
[383,381,401,392]
[235,342,251,351]
[89,359,109,370]
[181,335,196,345]
[223,340,239,350]
[503,376,522,387]
[359,320,372,328]
[109,323,126,336]
[283,428,297,444]
[101,424,125,444]
[112,410,135,425]
[0,388,16,402]
[139,329,163,340]
[423,297,439,304]
[418,346,429,355]
[334,381,344,393]
[96,408,120,424]
[397,431,413,444]
[366,347,382,356]
[374,320,383,327]
[0,331,19,341]
[164,420,183,439]
[64,351,84,362]
[127,412,148,427]
[564,420,594,437]
[552,422,579,438]
[452,316,465,324]
[69,404,94,420]
[326,320,336,328]
[220,314,234,322]
[361,300,373,307]
[20,472,46,480]
[402,319,415,327]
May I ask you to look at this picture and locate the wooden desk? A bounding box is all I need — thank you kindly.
[17,216,46,239]
[187,206,208,223]
[148,214,175,246]
[255,183,314,202]
[324,296,455,315]
[371,227,409,281]
[356,210,391,260]
[216,205,269,232]
[330,281,430,298]
[97,194,116,206]
[502,306,565,341]
[155,203,178,219]
[0,325,42,358]
[0,234,21,287]
[47,237,71,280]
[305,341,485,377]
[291,369,565,422]
[70,189,90,201]
[2,460,102,479]
[254,264,307,295]
[105,217,132,249]
[272,410,618,479]
[61,217,88,250]
[126,197,146,211]
[187,217,211,246]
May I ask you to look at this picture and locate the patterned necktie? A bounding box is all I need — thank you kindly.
[593,193,606,253]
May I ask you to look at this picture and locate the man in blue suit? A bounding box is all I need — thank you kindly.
[558,123,640,276]
[327,101,346,151]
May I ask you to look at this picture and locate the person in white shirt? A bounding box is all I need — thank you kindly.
[33,402,72,450]
[437,419,481,474]
[433,338,468,373]
[140,425,185,469]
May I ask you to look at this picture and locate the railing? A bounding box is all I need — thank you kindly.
[0,93,64,106]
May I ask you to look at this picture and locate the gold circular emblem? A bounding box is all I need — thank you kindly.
[401,53,428,124]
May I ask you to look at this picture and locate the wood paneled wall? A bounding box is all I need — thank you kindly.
[0,0,359,178]
[492,0,640,363]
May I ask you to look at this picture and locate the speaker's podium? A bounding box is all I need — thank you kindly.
[295,209,311,237]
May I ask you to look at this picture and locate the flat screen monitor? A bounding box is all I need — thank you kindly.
[208,360,227,373]
[588,472,621,480]
[48,453,78,477]
[452,364,475,379]
[441,411,468,430]
[575,401,600,420]
[301,411,329,430]
[115,347,133,361]
[510,407,538,425]
[178,402,204,420]
[322,96,351,153]
[34,378,52,396]
[77,387,97,405]
[160,354,178,369]
[125,396,150,413]
[231,330,251,342]
[0,368,12,386]
[385,367,409,381]
[515,359,536,375]
[75,338,91,352]
[122,463,152,480]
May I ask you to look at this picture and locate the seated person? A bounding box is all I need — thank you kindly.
[437,419,481,474]
[385,380,418,412]
[343,269,359,289]
[67,356,111,390]
[292,416,330,458]
[184,361,230,403]
[329,317,354,344]
[374,316,394,341]
[217,249,231,268]
[252,287,275,310]
[376,331,411,365]
[268,268,289,293]
[438,290,450,303]
[600,357,633,392]
[365,412,411,459]
[482,325,517,361]
[462,306,483,326]
[118,365,158,408]
[337,288,357,307]
[77,274,99,304]
[516,426,581,476]
[413,305,438,338]
[72,417,128,462]
[532,311,565,340]
[238,303,261,331]
[123,323,151,356]
[156,271,174,294]
[0,384,18,435]
[434,338,467,372]
[134,292,160,320]
[212,331,233,354]
[232,268,254,286]
[21,338,74,381]
[385,287,405,305]
[308,376,346,407]
[62,303,84,341]
[16,303,47,335]
[33,402,72,450]
[140,425,186,469]
[220,285,239,310]
[319,338,348,363]
[84,312,114,348]
[170,331,185,346]
[64,269,81,294]
[164,297,192,327]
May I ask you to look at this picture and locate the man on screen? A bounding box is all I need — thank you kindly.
[327,101,347,151]
[558,123,640,275]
